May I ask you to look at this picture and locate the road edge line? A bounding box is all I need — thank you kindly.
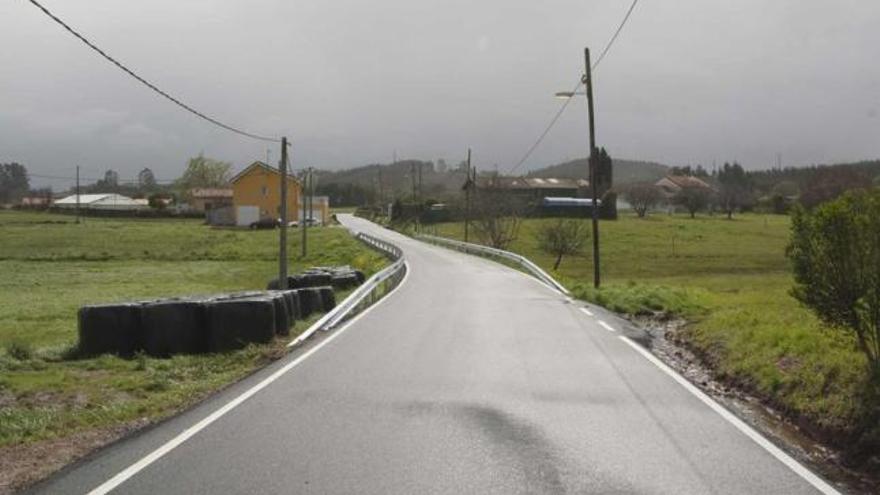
[617,335,841,495]
[86,261,412,495]
[597,320,616,332]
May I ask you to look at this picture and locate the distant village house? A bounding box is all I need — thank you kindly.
[189,188,233,212]
[654,175,713,201]
[214,161,303,227]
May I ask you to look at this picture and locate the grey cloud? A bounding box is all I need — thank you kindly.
[1,0,878,190]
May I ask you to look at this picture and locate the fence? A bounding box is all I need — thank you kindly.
[288,232,407,347]
[416,233,569,296]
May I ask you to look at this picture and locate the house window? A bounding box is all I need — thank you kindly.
[261,186,268,197]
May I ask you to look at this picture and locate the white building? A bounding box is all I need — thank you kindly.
[54,194,147,211]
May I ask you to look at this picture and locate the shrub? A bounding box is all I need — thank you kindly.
[787,189,880,370]
[5,340,33,361]
[622,183,663,218]
[536,219,589,270]
[572,282,706,317]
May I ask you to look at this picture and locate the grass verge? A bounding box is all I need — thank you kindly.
[429,213,878,468]
[0,210,387,491]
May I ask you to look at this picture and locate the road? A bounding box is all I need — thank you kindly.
[30,214,838,494]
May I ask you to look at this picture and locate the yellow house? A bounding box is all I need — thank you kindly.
[231,161,301,226]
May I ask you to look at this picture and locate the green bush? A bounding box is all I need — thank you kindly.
[5,340,33,361]
[787,189,880,370]
[571,282,707,318]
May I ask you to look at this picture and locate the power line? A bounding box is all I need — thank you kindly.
[508,78,582,175]
[592,0,640,69]
[26,0,282,143]
[507,0,640,175]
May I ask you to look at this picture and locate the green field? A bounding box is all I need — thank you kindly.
[430,212,876,460]
[0,211,386,459]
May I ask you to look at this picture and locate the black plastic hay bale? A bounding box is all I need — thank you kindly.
[289,290,302,320]
[221,291,265,300]
[287,275,306,289]
[296,288,320,317]
[300,272,332,287]
[77,303,143,357]
[317,286,337,312]
[206,298,275,352]
[268,292,290,336]
[279,290,299,321]
[141,300,209,357]
[331,273,359,289]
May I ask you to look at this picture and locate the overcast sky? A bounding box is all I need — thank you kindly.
[2,0,878,189]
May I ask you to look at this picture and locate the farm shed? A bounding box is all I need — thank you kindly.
[54,193,147,211]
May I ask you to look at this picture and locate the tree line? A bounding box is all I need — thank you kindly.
[622,160,880,219]
[1,155,236,208]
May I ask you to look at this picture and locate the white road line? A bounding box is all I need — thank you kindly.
[617,335,841,495]
[87,255,411,495]
[598,320,616,332]
[579,307,594,317]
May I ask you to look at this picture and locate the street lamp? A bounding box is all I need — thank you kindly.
[555,47,601,288]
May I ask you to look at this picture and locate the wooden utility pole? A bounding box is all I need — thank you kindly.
[417,162,423,233]
[75,165,81,224]
[309,168,315,226]
[301,167,310,258]
[377,167,383,207]
[411,162,417,202]
[279,137,289,289]
[464,148,472,242]
[584,47,601,288]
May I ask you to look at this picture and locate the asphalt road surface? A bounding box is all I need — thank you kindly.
[30,215,839,494]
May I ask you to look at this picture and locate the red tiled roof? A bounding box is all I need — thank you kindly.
[662,175,712,189]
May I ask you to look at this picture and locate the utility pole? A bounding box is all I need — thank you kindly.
[417,162,423,233]
[309,168,315,227]
[583,47,601,289]
[377,167,383,207]
[75,165,81,224]
[279,137,289,289]
[411,162,417,202]
[464,148,471,242]
[301,167,310,258]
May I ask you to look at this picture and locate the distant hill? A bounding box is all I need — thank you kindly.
[315,156,672,205]
[314,160,469,206]
[527,158,670,185]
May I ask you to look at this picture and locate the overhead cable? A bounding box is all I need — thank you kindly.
[27,0,282,143]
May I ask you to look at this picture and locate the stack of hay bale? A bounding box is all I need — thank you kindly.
[78,285,336,358]
[267,266,365,292]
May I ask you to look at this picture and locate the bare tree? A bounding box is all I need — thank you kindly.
[536,218,590,270]
[622,183,662,218]
[717,162,753,219]
[674,185,712,218]
[473,176,522,249]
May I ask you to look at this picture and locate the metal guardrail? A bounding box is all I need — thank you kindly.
[416,234,569,296]
[288,232,407,347]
